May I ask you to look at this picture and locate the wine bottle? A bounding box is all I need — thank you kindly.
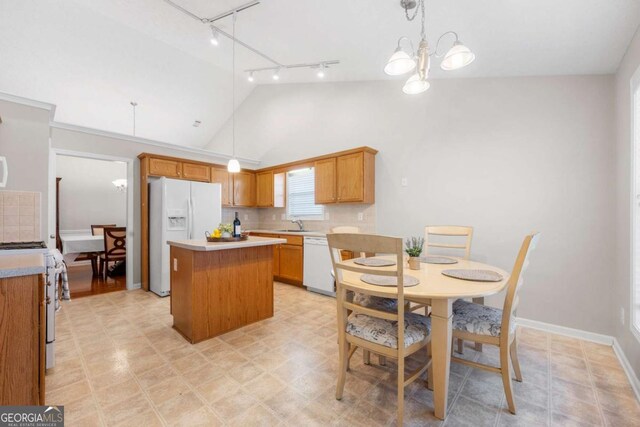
[233,212,241,237]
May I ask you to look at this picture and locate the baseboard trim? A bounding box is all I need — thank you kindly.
[516,317,640,402]
[612,338,640,402]
[130,282,142,290]
[516,317,614,345]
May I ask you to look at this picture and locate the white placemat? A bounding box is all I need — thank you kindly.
[353,257,397,267]
[420,256,458,265]
[441,269,503,282]
[360,274,420,287]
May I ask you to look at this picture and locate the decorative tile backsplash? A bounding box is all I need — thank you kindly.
[0,191,41,242]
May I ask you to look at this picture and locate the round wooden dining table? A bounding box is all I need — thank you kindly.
[339,256,510,420]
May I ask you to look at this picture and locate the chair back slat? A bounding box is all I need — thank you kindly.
[501,233,540,341]
[424,225,473,260]
[91,224,117,237]
[103,227,127,258]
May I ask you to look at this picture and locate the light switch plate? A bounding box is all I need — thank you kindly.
[401,177,408,187]
[281,213,286,220]
[325,212,330,220]
[244,214,248,221]
[358,212,364,221]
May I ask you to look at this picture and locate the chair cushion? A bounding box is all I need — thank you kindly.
[353,293,398,312]
[346,312,431,349]
[452,299,515,337]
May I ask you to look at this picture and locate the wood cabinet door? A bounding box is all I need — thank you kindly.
[149,157,182,178]
[278,244,303,283]
[182,162,210,182]
[233,172,256,207]
[256,171,274,207]
[314,158,337,204]
[336,152,364,203]
[211,168,232,206]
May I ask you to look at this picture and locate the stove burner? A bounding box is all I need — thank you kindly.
[0,241,48,250]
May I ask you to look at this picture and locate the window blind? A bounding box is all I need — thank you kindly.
[287,168,324,218]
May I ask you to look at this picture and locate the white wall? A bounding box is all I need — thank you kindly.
[615,27,640,378]
[208,76,617,335]
[0,100,50,240]
[56,155,126,231]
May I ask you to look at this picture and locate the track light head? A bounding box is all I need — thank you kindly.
[272,69,280,81]
[210,26,220,46]
[247,72,255,83]
[316,63,325,79]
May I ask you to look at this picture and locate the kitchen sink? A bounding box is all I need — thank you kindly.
[276,229,308,232]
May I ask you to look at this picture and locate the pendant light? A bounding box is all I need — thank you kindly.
[384,37,416,76]
[440,40,475,70]
[227,12,241,173]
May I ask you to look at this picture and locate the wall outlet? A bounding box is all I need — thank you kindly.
[272,214,276,221]
[325,212,330,220]
[173,258,178,271]
[401,177,408,187]
[358,212,364,221]
[244,214,249,221]
[281,213,286,220]
[620,307,625,326]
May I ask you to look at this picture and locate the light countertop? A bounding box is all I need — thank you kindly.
[0,254,46,279]
[249,229,326,237]
[167,236,287,251]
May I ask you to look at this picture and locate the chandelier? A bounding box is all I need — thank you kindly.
[385,0,475,94]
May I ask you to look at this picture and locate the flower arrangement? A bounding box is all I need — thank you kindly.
[404,236,425,257]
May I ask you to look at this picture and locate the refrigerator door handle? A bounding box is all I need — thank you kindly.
[0,156,7,188]
[188,197,193,239]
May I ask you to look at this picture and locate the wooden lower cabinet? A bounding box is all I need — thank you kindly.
[251,233,304,286]
[278,244,303,285]
[0,274,45,405]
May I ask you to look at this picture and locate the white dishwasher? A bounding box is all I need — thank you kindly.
[303,236,335,297]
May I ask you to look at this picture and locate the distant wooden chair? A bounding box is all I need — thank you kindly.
[451,233,539,414]
[99,227,126,278]
[328,233,432,426]
[91,224,116,237]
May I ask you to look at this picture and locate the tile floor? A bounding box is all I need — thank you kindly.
[47,283,640,426]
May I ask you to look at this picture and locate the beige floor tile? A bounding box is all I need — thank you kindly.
[45,379,92,405]
[170,406,224,427]
[243,373,288,402]
[135,363,177,389]
[146,375,192,406]
[211,387,260,421]
[157,391,206,424]
[93,378,142,407]
[263,386,309,420]
[197,374,241,404]
[101,392,155,426]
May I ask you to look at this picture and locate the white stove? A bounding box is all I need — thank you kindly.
[0,241,58,369]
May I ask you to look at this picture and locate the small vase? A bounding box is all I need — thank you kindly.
[221,231,232,238]
[408,257,421,270]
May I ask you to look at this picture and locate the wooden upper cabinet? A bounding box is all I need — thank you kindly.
[211,167,233,207]
[314,158,337,204]
[149,157,182,178]
[256,171,274,207]
[336,151,375,204]
[182,162,210,182]
[233,171,256,207]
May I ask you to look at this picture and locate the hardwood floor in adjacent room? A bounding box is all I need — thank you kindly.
[66,264,126,299]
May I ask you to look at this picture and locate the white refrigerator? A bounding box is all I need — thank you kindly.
[149,177,222,297]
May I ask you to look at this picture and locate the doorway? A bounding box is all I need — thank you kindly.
[50,150,134,297]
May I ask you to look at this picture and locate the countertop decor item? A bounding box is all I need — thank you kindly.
[353,257,396,267]
[405,236,424,270]
[420,256,458,264]
[360,274,420,287]
[441,269,504,282]
[205,231,249,243]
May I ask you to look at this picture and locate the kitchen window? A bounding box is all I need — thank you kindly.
[286,167,324,220]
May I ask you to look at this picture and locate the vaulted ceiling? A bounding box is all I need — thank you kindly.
[1,0,639,151]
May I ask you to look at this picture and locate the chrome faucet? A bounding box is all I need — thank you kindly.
[291,219,304,231]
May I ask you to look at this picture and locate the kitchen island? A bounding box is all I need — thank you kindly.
[168,236,286,343]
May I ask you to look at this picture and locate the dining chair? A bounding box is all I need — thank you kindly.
[74,224,116,276]
[328,233,432,425]
[330,226,397,366]
[91,224,117,236]
[450,232,540,414]
[417,226,475,351]
[99,227,127,278]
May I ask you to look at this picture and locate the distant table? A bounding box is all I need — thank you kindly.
[60,234,104,255]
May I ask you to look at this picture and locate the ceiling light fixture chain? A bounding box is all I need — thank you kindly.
[227,10,240,173]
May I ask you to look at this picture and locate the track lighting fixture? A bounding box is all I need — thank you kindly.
[316,63,326,78]
[272,69,280,81]
[247,72,255,82]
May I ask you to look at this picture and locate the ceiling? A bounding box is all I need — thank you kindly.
[0,0,639,150]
